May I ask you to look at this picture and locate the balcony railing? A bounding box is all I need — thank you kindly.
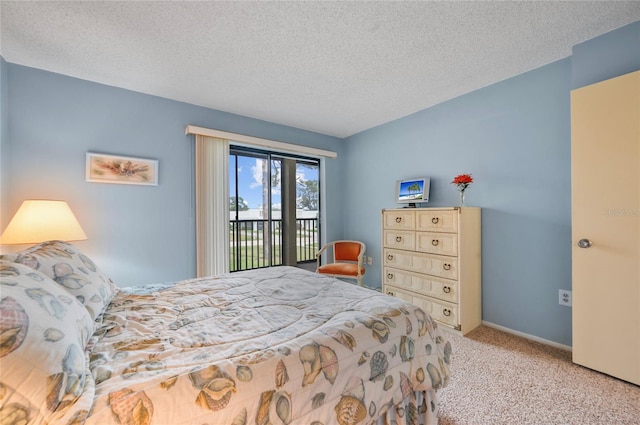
[230,218,319,272]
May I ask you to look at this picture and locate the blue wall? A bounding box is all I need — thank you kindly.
[1,64,344,286]
[343,59,573,345]
[1,58,8,230]
[572,21,640,89]
[1,21,638,347]
[342,21,639,346]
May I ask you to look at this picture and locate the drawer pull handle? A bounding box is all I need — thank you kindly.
[443,263,451,271]
[443,286,451,294]
[395,217,402,223]
[395,236,402,242]
[387,273,394,279]
[431,239,439,246]
[387,291,395,296]
[443,308,451,317]
[432,217,439,224]
[387,254,394,261]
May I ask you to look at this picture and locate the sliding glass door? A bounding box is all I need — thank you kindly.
[229,147,319,272]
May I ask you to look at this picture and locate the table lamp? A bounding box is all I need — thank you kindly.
[0,200,87,245]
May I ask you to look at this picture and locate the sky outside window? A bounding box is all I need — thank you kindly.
[230,155,318,210]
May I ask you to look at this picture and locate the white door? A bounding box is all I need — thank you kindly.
[571,70,640,385]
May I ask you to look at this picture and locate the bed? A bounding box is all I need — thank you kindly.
[0,240,452,425]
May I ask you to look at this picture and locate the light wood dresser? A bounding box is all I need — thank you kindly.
[382,207,482,335]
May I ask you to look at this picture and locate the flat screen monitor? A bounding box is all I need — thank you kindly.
[396,177,430,207]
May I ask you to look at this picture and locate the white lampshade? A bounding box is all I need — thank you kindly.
[1,200,87,245]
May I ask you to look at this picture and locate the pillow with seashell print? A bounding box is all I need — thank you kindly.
[0,261,96,425]
[0,240,119,322]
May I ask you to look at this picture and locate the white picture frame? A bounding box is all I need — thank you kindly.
[86,152,159,186]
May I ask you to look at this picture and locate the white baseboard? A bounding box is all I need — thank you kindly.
[482,321,573,352]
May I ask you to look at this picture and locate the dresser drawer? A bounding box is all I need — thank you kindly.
[383,267,457,303]
[416,231,458,256]
[384,284,459,328]
[384,248,458,280]
[416,209,458,233]
[383,230,416,250]
[383,210,415,230]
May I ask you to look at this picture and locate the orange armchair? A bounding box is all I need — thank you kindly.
[316,240,366,286]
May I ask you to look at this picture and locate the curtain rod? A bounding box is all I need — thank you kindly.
[185,125,337,159]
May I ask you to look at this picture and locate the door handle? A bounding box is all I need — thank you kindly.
[577,239,593,248]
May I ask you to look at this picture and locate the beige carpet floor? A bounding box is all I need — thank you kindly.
[437,326,640,425]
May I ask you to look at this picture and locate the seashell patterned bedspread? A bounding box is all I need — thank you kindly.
[84,266,452,425]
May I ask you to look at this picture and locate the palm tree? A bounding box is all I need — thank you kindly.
[407,182,421,198]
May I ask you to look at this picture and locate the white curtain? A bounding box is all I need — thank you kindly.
[195,135,229,277]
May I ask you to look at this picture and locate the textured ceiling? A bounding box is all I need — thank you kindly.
[2,1,640,138]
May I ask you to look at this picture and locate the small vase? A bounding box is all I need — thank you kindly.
[459,190,466,206]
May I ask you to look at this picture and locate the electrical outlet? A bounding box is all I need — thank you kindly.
[559,289,572,307]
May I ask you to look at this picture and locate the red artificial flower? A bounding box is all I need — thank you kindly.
[452,174,473,185]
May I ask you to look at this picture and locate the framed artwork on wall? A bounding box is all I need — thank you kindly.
[86,152,159,186]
